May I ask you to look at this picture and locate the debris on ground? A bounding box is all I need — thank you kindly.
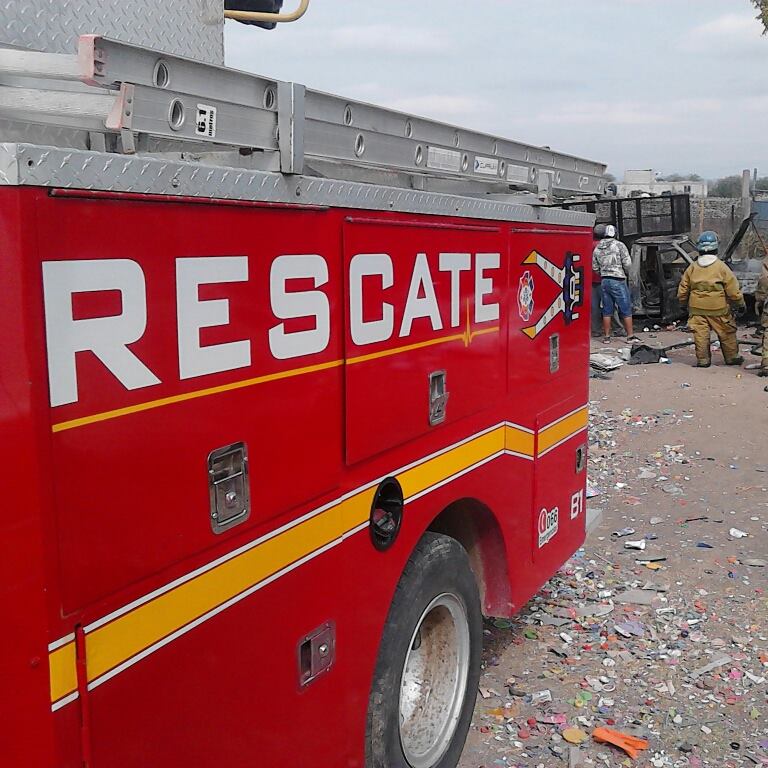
[460,333,768,767]
[628,341,694,366]
[591,353,625,373]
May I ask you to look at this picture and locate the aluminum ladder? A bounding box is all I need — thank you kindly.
[0,35,606,199]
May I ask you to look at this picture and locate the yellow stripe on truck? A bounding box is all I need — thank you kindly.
[86,500,356,683]
[537,408,588,455]
[47,413,583,705]
[399,427,505,498]
[505,425,535,457]
[48,641,77,705]
[85,427,508,684]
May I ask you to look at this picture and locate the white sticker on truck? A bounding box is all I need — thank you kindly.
[196,104,217,138]
[507,164,531,184]
[474,156,499,176]
[427,147,462,172]
[538,506,559,548]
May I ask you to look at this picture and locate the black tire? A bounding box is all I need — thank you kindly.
[365,532,483,768]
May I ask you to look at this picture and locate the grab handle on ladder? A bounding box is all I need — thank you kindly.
[224,0,310,24]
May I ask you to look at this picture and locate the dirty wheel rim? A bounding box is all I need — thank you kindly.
[398,592,470,768]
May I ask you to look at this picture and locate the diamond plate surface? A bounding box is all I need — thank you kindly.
[0,144,595,228]
[0,142,19,184]
[0,0,223,62]
[0,118,89,149]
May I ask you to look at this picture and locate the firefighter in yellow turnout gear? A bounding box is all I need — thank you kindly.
[677,231,746,368]
[756,258,768,377]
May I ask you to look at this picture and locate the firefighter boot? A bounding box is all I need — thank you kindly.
[688,316,712,367]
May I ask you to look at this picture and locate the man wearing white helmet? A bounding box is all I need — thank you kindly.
[677,231,745,368]
[592,224,638,343]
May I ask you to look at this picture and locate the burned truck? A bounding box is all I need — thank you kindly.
[559,194,694,322]
[721,213,767,314]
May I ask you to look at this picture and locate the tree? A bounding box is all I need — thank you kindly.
[710,174,768,197]
[603,172,616,183]
[752,1,768,33]
[662,173,703,182]
[709,176,742,197]
[659,173,704,182]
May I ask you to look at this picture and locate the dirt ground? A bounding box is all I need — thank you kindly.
[458,326,768,768]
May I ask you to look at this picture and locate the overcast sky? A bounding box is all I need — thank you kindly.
[224,1,766,180]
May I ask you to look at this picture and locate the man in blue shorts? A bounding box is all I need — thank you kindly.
[592,225,639,343]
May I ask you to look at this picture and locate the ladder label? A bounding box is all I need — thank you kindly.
[196,104,218,138]
[507,164,530,184]
[427,147,461,173]
[474,156,499,176]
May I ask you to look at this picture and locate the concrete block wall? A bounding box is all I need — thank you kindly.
[689,197,743,242]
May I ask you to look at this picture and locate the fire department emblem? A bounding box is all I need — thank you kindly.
[521,250,583,339]
[517,271,535,322]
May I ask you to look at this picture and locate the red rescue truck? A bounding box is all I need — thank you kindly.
[0,3,606,766]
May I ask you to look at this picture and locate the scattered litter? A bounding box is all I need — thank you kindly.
[614,620,645,637]
[592,727,649,759]
[563,727,589,745]
[547,604,615,619]
[590,353,624,372]
[471,384,768,767]
[690,655,733,680]
[616,589,657,605]
[624,539,646,550]
[569,745,585,768]
[526,689,552,705]
[539,614,571,627]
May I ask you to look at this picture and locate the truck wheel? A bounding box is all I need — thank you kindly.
[366,532,482,768]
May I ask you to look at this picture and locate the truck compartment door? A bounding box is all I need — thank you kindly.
[37,194,344,613]
[343,216,508,465]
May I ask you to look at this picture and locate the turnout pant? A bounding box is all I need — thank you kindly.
[762,312,768,371]
[763,335,768,371]
[688,314,739,364]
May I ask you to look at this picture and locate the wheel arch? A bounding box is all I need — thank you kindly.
[427,498,514,618]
